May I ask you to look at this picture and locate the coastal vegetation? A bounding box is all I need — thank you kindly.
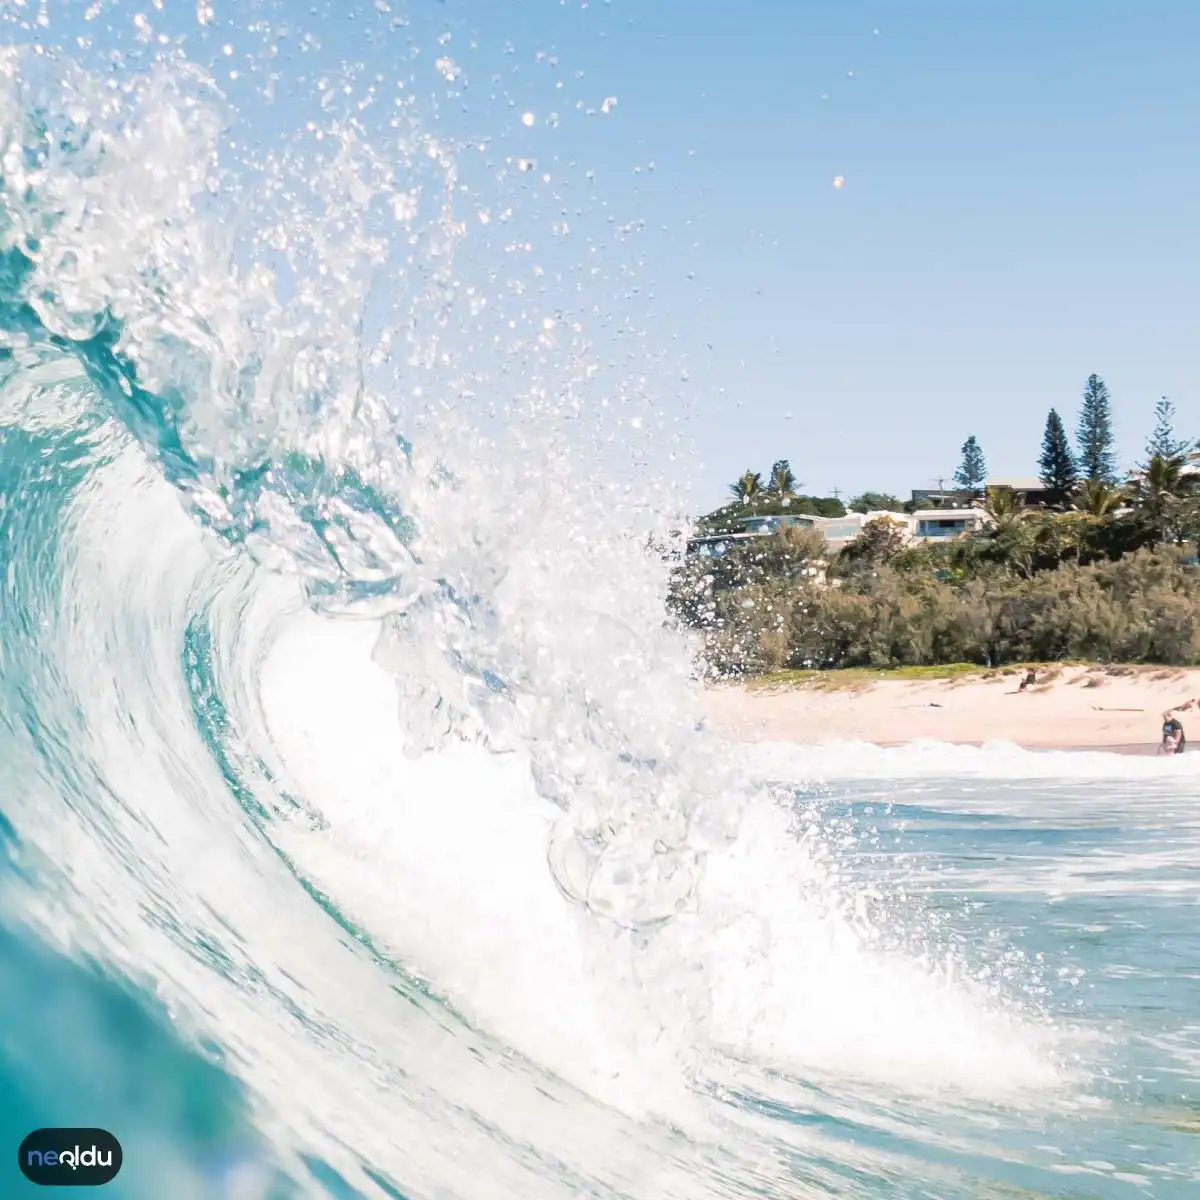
[671,378,1200,674]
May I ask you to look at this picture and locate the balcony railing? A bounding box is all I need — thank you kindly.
[916,524,978,538]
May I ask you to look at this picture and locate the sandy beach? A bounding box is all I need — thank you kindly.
[703,665,1200,753]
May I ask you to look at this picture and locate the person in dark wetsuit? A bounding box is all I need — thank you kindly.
[1159,700,1195,754]
[1160,716,1185,755]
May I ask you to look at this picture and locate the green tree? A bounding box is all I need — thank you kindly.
[954,435,987,496]
[1173,494,1200,549]
[767,459,798,498]
[977,487,1039,578]
[1077,374,1117,484]
[795,495,847,518]
[1038,408,1077,505]
[729,470,763,504]
[743,524,828,583]
[984,485,1024,525]
[824,497,848,518]
[1126,453,1197,544]
[838,516,910,569]
[1074,478,1123,518]
[1144,396,1190,463]
[849,491,904,513]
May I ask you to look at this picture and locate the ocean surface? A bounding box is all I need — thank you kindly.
[1,19,1199,1200]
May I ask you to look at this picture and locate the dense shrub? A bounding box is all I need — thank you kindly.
[670,541,1200,675]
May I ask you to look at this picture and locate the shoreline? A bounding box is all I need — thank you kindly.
[864,740,1158,756]
[702,664,1200,754]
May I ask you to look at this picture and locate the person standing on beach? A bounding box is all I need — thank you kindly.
[1159,700,1195,754]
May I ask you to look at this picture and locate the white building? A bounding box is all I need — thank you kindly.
[683,504,991,562]
[909,507,990,540]
[810,508,989,547]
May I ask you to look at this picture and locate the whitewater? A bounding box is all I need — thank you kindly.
[0,10,1197,1199]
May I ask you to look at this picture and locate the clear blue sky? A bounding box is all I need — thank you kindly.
[497,0,1200,510]
[14,1,1200,513]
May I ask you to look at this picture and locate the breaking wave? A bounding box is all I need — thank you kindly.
[0,29,1109,1200]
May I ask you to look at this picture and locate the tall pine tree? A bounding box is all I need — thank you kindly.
[1145,396,1190,462]
[1038,408,1077,506]
[1077,374,1117,484]
[954,435,987,497]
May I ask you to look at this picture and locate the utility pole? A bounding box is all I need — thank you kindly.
[831,486,842,501]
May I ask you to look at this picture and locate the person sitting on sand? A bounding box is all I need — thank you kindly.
[1017,670,1037,692]
[1159,701,1195,754]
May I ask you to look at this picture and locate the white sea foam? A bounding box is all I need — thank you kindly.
[259,608,1072,1113]
[741,737,1200,784]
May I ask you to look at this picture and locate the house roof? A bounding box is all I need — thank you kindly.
[988,476,1046,491]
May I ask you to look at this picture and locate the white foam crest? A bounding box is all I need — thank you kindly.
[665,800,1070,1102]
[742,738,1200,783]
[259,609,1074,1112]
[365,418,738,928]
[262,609,705,1117]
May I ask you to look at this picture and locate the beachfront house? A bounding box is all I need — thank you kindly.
[910,478,1055,511]
[910,507,990,541]
[733,510,907,552]
[683,526,828,585]
[688,512,824,547]
[683,511,847,572]
[684,531,759,559]
[683,503,992,567]
[692,511,906,551]
[909,486,975,509]
[986,476,1056,508]
[735,513,812,536]
[806,508,984,548]
[810,511,908,551]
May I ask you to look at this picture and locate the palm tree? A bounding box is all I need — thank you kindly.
[1127,453,1193,510]
[981,486,1038,577]
[1125,453,1198,542]
[767,459,798,500]
[729,470,764,504]
[1051,510,1104,565]
[983,485,1024,525]
[1073,479,1124,518]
